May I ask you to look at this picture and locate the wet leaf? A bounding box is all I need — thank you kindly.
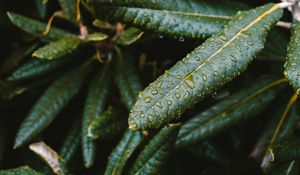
[32,37,81,60]
[0,166,42,175]
[129,3,283,130]
[92,0,248,39]
[175,76,283,149]
[116,27,144,46]
[7,12,76,41]
[58,0,77,22]
[86,32,108,42]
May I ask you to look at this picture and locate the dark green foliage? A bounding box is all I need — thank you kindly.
[3,0,300,174]
[129,4,283,130]
[14,62,92,148]
[82,61,112,168]
[128,124,180,175]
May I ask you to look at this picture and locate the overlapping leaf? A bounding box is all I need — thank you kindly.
[82,62,111,168]
[285,21,300,92]
[32,37,81,60]
[7,12,76,41]
[175,76,283,149]
[88,106,126,139]
[128,3,283,130]
[128,124,180,175]
[114,54,143,110]
[104,130,143,175]
[116,27,144,46]
[86,32,108,42]
[14,62,92,148]
[91,0,248,39]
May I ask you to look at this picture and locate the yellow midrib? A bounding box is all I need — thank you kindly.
[141,4,281,118]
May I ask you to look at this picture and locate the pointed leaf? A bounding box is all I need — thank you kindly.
[32,37,81,60]
[7,57,71,82]
[114,54,143,110]
[128,124,180,175]
[104,130,143,175]
[92,0,248,39]
[88,106,127,139]
[14,63,92,148]
[86,32,108,42]
[117,27,144,46]
[128,3,283,130]
[0,166,42,175]
[82,62,111,168]
[175,76,283,149]
[7,12,76,41]
[285,21,300,92]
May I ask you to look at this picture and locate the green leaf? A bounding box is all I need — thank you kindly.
[87,106,126,139]
[270,160,300,175]
[0,166,42,175]
[104,129,143,175]
[7,12,76,41]
[92,19,114,30]
[250,104,298,161]
[7,57,71,81]
[128,3,283,130]
[128,124,180,175]
[117,27,144,46]
[14,63,92,148]
[175,76,283,149]
[0,83,28,100]
[82,62,111,168]
[59,118,81,164]
[32,37,81,60]
[114,53,143,110]
[86,32,108,42]
[285,21,300,92]
[34,0,47,19]
[58,0,77,22]
[92,0,248,39]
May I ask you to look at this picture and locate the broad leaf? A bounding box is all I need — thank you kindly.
[0,166,42,175]
[8,57,71,81]
[88,106,126,139]
[32,37,81,60]
[82,62,111,168]
[14,63,92,148]
[175,76,282,149]
[114,54,143,110]
[91,0,248,39]
[128,124,180,175]
[7,12,76,41]
[284,21,300,92]
[128,3,283,130]
[104,130,143,175]
[116,27,144,46]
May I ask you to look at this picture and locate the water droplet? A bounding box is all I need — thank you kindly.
[144,96,152,103]
[297,72,300,76]
[140,114,145,118]
[209,44,214,47]
[247,41,254,46]
[230,55,237,62]
[151,90,158,95]
[167,100,172,106]
[156,81,162,88]
[175,93,181,99]
[202,74,208,81]
[213,71,219,76]
[176,75,182,79]
[184,75,195,89]
[156,102,163,108]
[195,56,201,61]
[220,34,227,41]
[130,114,137,119]
[129,122,138,130]
[236,45,242,52]
[184,91,191,100]
[138,91,143,98]
[148,116,154,122]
